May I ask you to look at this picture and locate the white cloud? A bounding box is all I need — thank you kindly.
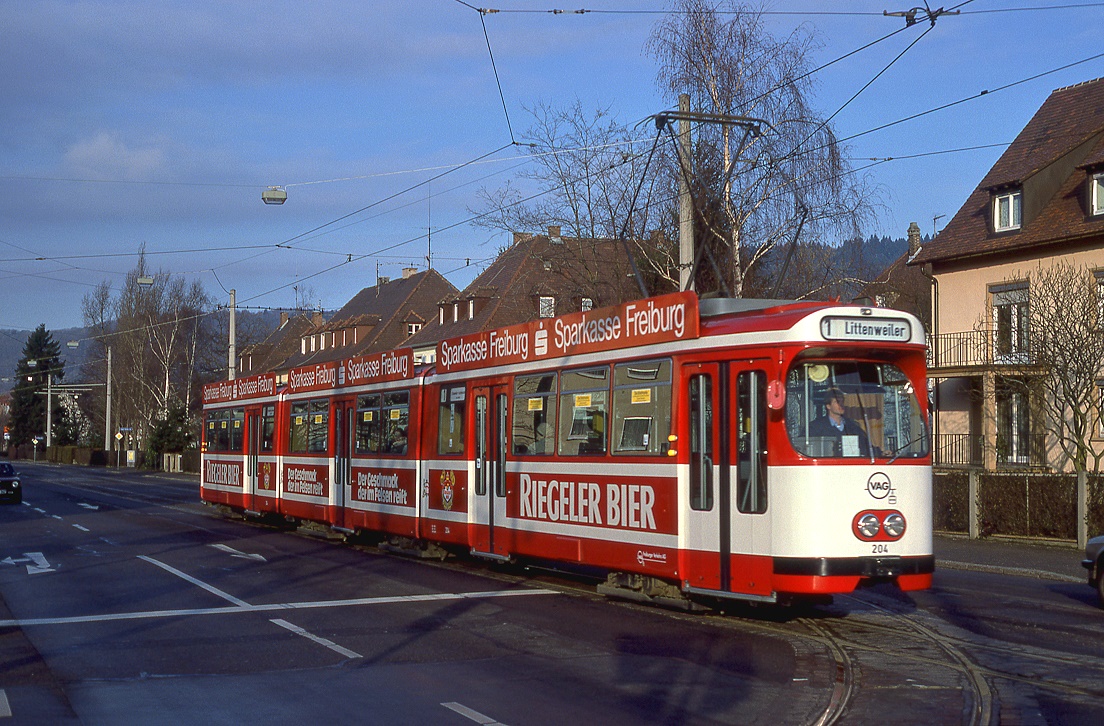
[63,132,165,180]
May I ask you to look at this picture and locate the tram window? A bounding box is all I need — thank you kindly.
[228,408,245,451]
[736,371,767,514]
[438,385,466,455]
[559,367,609,456]
[261,405,275,452]
[383,390,410,455]
[513,373,557,456]
[289,402,309,453]
[689,374,713,511]
[289,399,329,453]
[307,399,329,453]
[612,360,671,455]
[206,411,230,452]
[785,361,929,460]
[356,394,382,454]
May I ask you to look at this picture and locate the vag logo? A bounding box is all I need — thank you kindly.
[866,472,892,499]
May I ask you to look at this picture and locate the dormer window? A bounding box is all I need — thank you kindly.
[581,297,593,312]
[994,189,1022,231]
[539,296,555,318]
[1092,173,1104,216]
[407,322,421,336]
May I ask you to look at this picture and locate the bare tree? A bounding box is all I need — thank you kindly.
[991,262,1104,476]
[649,0,876,297]
[80,250,211,451]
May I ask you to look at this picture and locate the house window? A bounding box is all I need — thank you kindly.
[992,283,1029,363]
[996,379,1031,465]
[468,299,475,319]
[994,189,1022,231]
[581,297,593,312]
[1093,173,1104,216]
[539,296,555,318]
[407,322,422,336]
[1096,271,1104,327]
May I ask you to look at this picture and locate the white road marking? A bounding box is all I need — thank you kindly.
[78,503,99,510]
[270,618,361,658]
[210,544,267,562]
[442,702,505,725]
[138,555,251,607]
[0,689,10,718]
[0,588,558,628]
[2,553,55,574]
[73,524,90,532]
[50,515,62,520]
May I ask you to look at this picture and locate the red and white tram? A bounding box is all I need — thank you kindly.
[201,291,933,605]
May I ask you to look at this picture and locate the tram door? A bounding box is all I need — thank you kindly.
[472,385,509,558]
[245,407,261,510]
[684,362,770,595]
[333,399,355,529]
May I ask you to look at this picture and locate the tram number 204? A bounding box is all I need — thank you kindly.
[872,544,891,554]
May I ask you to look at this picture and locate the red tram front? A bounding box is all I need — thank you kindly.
[200,291,932,606]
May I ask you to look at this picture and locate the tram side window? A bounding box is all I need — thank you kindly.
[356,394,382,454]
[229,408,245,452]
[736,370,767,514]
[512,373,557,456]
[612,360,671,455]
[438,386,466,455]
[205,411,233,452]
[289,399,329,453]
[383,391,410,455]
[689,375,713,511]
[307,400,329,453]
[261,405,275,452]
[559,367,609,456]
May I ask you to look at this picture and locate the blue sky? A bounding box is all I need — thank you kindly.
[2,0,1103,332]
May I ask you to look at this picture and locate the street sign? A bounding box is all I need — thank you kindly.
[115,432,123,441]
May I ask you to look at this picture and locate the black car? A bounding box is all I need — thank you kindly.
[0,462,21,504]
[1083,535,1104,607]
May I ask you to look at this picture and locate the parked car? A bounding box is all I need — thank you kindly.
[0,462,21,504]
[1083,535,1104,607]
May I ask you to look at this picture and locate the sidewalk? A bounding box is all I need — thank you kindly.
[935,533,1086,583]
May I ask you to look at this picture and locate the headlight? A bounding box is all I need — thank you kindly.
[882,512,905,538]
[857,513,880,538]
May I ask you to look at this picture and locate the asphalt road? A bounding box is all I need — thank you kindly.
[2,462,1103,725]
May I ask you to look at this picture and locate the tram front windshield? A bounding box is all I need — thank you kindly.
[786,361,928,460]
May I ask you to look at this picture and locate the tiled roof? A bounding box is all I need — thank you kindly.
[276,269,457,371]
[911,78,1104,266]
[407,231,665,350]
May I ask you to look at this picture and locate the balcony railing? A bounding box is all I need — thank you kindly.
[933,433,983,467]
[933,432,1049,469]
[926,330,1037,369]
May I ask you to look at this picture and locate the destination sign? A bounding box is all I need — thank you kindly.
[820,316,912,343]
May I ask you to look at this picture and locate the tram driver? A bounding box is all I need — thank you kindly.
[808,387,877,458]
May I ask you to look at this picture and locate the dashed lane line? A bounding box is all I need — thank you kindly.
[442,701,506,725]
[270,618,362,659]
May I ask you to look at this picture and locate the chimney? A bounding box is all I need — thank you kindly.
[280,311,289,327]
[512,231,532,246]
[402,266,417,279]
[312,311,324,326]
[907,221,922,258]
[548,225,562,243]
